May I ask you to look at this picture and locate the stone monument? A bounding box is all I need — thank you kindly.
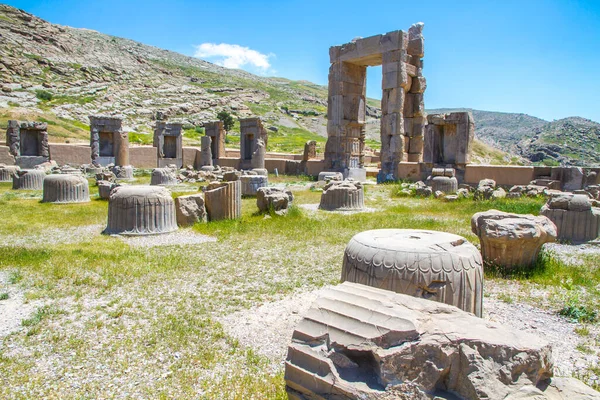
[6,120,50,169]
[341,229,483,316]
[319,180,365,211]
[12,169,45,190]
[239,117,268,171]
[324,23,426,182]
[42,174,90,204]
[204,121,226,163]
[204,180,241,221]
[154,121,183,168]
[104,186,177,235]
[540,194,600,243]
[89,115,133,179]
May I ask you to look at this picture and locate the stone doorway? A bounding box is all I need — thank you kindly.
[243,134,254,160]
[99,132,114,157]
[163,135,177,159]
[19,129,40,156]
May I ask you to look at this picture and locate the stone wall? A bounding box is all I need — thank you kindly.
[0,145,15,165]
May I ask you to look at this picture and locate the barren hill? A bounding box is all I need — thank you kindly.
[0,4,597,165]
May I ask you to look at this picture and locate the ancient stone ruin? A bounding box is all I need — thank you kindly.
[12,169,45,190]
[540,193,600,243]
[324,23,426,182]
[0,164,20,182]
[342,229,483,316]
[319,179,365,211]
[284,282,596,399]
[204,180,241,221]
[6,120,50,168]
[42,174,90,204]
[104,185,178,235]
[256,187,293,215]
[250,138,267,175]
[302,140,317,162]
[426,167,458,193]
[240,174,268,196]
[239,118,268,172]
[150,167,178,186]
[423,112,474,180]
[89,115,133,179]
[204,120,226,162]
[471,210,557,268]
[197,136,213,170]
[174,193,207,226]
[154,121,183,168]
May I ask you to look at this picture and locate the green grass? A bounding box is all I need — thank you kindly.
[267,126,326,153]
[129,131,153,145]
[0,181,597,397]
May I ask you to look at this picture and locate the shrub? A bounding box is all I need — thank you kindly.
[217,110,235,132]
[35,90,53,101]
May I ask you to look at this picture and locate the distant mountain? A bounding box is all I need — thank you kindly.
[0,4,598,165]
[517,117,600,166]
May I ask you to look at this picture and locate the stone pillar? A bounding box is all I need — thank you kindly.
[324,61,366,179]
[204,121,226,161]
[240,117,268,170]
[6,120,20,157]
[302,140,317,162]
[115,131,129,167]
[251,138,266,170]
[90,127,100,166]
[204,180,242,221]
[198,136,213,168]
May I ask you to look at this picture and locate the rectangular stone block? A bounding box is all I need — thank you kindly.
[382,68,408,90]
[381,87,404,115]
[404,93,424,117]
[409,136,424,154]
[330,62,366,85]
[380,30,407,52]
[327,95,344,123]
[381,113,404,137]
[407,153,422,162]
[407,36,424,57]
[405,63,418,77]
[343,94,366,122]
[356,34,383,58]
[410,76,426,93]
[382,49,406,64]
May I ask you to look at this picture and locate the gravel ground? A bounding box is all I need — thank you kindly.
[115,230,217,248]
[0,272,39,339]
[0,224,103,248]
[219,282,599,382]
[545,242,600,264]
[299,203,378,214]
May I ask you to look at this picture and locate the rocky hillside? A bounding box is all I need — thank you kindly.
[0,4,598,166]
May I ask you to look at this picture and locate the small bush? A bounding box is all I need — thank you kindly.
[559,304,597,323]
[0,292,8,301]
[35,90,53,101]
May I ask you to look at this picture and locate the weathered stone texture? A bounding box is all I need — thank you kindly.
[204,121,226,160]
[150,167,178,186]
[104,185,177,235]
[204,180,241,221]
[302,140,317,162]
[319,180,364,211]
[240,175,268,196]
[89,115,124,167]
[12,169,45,190]
[424,111,474,168]
[175,193,207,226]
[97,180,117,200]
[239,118,268,170]
[540,194,600,243]
[256,187,293,214]
[471,210,557,268]
[0,165,20,182]
[197,136,213,168]
[341,229,483,316]
[285,282,562,399]
[6,120,50,168]
[428,175,458,194]
[154,122,183,168]
[42,174,90,203]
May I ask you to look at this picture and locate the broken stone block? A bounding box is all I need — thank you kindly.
[104,186,177,235]
[111,165,133,180]
[256,187,294,214]
[471,210,557,268]
[204,180,241,221]
[285,282,560,399]
[492,187,507,199]
[223,170,241,182]
[0,165,20,182]
[427,175,458,194]
[97,180,117,200]
[540,194,600,243]
[474,179,496,200]
[318,171,343,182]
[341,229,483,316]
[150,167,178,186]
[174,193,207,226]
[12,169,45,190]
[42,174,90,204]
[319,180,364,211]
[240,175,268,197]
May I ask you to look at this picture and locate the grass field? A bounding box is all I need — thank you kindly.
[0,179,597,398]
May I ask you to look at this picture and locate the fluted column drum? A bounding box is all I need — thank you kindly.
[319,180,364,211]
[240,175,268,196]
[0,165,20,182]
[341,229,483,317]
[150,168,178,186]
[205,181,241,221]
[42,175,90,203]
[430,176,458,194]
[540,194,600,243]
[104,186,177,235]
[12,169,45,190]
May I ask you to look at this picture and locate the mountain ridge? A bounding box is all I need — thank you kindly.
[0,4,598,166]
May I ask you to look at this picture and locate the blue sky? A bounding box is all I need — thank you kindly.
[5,0,600,122]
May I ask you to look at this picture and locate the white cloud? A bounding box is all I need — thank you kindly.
[194,43,274,74]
